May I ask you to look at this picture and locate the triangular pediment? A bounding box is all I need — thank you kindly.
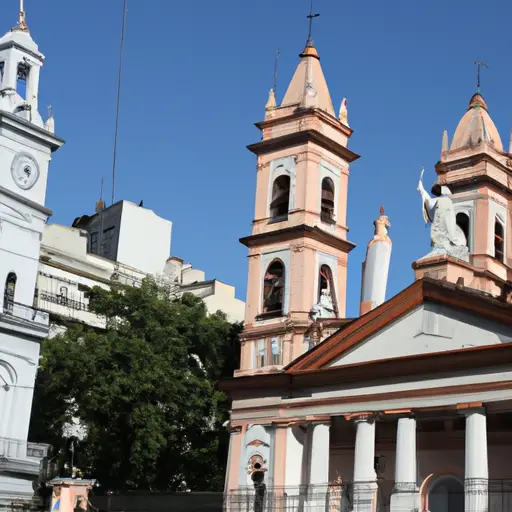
[287,278,512,373]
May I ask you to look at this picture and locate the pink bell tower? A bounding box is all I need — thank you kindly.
[414,90,512,297]
[236,37,360,377]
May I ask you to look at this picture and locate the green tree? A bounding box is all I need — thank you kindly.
[29,278,242,491]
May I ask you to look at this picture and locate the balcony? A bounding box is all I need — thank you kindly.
[38,292,88,312]
[0,437,49,460]
[3,301,49,327]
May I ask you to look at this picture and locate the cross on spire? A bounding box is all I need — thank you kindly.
[474,60,488,93]
[15,0,28,31]
[306,0,320,44]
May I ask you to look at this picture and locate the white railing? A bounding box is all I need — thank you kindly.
[0,437,49,460]
[3,301,49,327]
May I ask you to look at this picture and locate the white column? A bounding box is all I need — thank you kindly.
[307,422,330,512]
[465,409,488,512]
[390,417,420,512]
[285,425,305,488]
[353,415,378,512]
[309,423,330,485]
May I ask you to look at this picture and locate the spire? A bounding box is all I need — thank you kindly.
[450,92,503,152]
[13,0,28,32]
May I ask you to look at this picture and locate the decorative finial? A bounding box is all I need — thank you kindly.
[474,60,488,93]
[306,0,320,46]
[380,205,385,216]
[442,130,449,154]
[339,98,348,125]
[15,0,28,31]
[44,105,55,133]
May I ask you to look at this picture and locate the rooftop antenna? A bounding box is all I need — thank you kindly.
[474,60,488,93]
[273,48,280,92]
[306,0,320,44]
[111,0,128,206]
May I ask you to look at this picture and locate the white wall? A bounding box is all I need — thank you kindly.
[117,202,172,275]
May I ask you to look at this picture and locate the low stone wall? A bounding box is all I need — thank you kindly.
[90,492,222,512]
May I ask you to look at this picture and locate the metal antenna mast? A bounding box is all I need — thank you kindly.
[273,48,280,92]
[111,0,128,205]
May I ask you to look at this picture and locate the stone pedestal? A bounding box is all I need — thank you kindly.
[464,410,488,512]
[390,417,420,512]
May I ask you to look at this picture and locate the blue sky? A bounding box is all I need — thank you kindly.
[6,0,512,317]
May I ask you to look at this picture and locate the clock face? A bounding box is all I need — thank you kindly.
[11,152,40,190]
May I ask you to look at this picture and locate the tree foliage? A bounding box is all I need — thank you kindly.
[29,278,242,491]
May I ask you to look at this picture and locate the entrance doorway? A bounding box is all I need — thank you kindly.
[428,476,464,512]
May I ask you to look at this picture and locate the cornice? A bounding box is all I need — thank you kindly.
[247,129,359,163]
[240,224,356,254]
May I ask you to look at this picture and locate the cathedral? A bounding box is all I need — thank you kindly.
[222,23,512,512]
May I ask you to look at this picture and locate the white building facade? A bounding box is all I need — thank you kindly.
[0,13,64,507]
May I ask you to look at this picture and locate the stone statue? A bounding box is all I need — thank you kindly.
[417,169,469,262]
[310,289,336,321]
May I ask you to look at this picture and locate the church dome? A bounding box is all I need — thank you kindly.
[450,93,503,152]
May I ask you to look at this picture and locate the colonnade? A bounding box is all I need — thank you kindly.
[282,408,488,512]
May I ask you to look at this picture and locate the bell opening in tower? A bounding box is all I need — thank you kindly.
[259,260,285,319]
[494,220,505,263]
[321,177,335,224]
[0,62,4,88]
[269,175,290,222]
[16,62,29,100]
[456,212,470,249]
[318,264,338,317]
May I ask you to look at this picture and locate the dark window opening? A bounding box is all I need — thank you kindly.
[269,175,290,221]
[321,177,335,223]
[271,337,281,365]
[0,62,4,87]
[495,220,504,263]
[259,260,285,319]
[318,264,338,317]
[89,232,98,253]
[59,286,68,298]
[456,213,470,249]
[16,62,29,99]
[102,227,116,258]
[4,273,16,314]
[257,339,266,368]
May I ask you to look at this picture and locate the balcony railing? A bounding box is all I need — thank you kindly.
[3,301,49,326]
[0,437,49,460]
[38,291,88,312]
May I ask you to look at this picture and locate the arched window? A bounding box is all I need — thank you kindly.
[269,176,290,221]
[261,260,285,317]
[321,177,335,223]
[60,286,68,298]
[317,265,338,317]
[4,273,16,314]
[456,212,470,249]
[495,220,505,263]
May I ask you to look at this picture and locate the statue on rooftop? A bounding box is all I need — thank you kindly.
[417,169,469,262]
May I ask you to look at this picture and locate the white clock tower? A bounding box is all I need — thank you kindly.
[0,4,64,507]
